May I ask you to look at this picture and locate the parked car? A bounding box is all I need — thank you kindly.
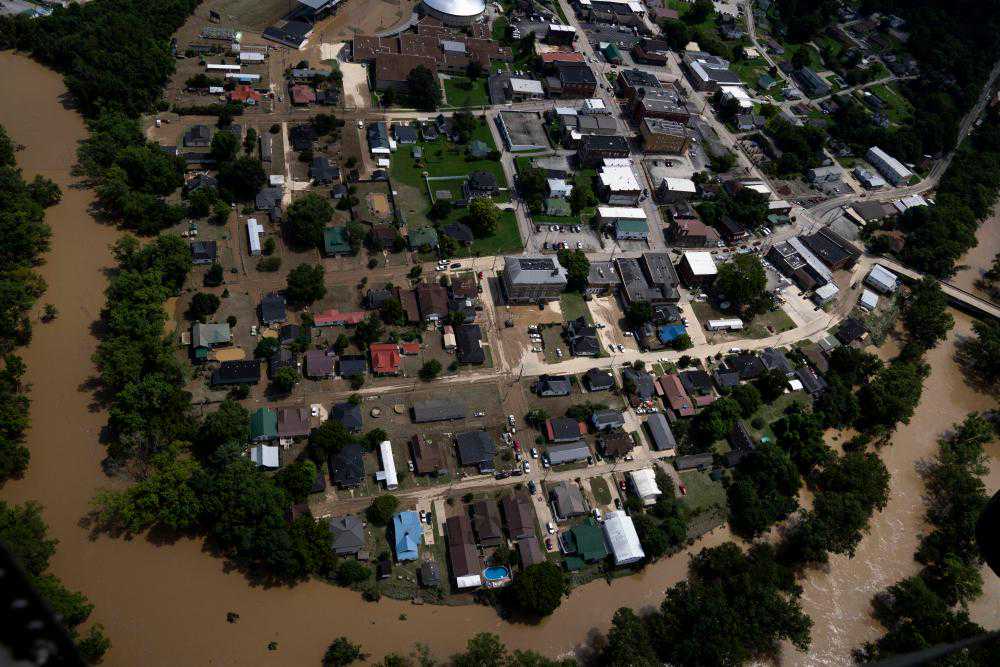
[547,521,556,534]
[522,461,531,473]
[545,537,553,549]
[474,410,485,417]
[531,447,538,459]
[614,498,622,509]
[527,480,537,494]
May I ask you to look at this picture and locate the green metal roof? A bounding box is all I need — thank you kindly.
[250,407,277,440]
[323,226,351,255]
[570,519,608,562]
[615,219,649,233]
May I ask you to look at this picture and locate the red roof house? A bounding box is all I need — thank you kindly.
[228,85,262,105]
[541,51,586,64]
[314,309,366,326]
[400,342,420,355]
[370,343,401,375]
[291,84,316,105]
[660,373,695,417]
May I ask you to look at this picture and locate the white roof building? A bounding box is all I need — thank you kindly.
[719,84,754,109]
[597,206,646,220]
[603,511,645,565]
[866,146,913,185]
[860,289,879,311]
[455,574,482,588]
[706,318,744,331]
[206,63,241,71]
[249,444,279,468]
[865,264,898,294]
[582,98,609,114]
[893,194,928,214]
[812,282,839,305]
[268,175,285,186]
[599,166,642,193]
[662,177,697,194]
[247,218,263,256]
[547,178,573,198]
[239,51,265,63]
[682,251,718,277]
[509,77,545,96]
[376,440,398,490]
[628,468,662,506]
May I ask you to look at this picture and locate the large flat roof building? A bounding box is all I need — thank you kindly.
[420,0,485,26]
[501,255,568,304]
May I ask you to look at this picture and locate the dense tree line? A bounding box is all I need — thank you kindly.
[0,125,59,481]
[1,501,111,662]
[857,413,996,661]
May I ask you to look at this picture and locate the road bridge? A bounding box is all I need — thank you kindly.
[872,257,1000,320]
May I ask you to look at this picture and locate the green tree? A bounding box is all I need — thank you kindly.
[217,156,266,202]
[379,298,404,325]
[366,494,399,526]
[254,337,280,359]
[336,559,372,586]
[633,513,671,560]
[275,459,316,502]
[604,607,658,666]
[187,187,218,218]
[419,359,443,381]
[185,292,220,321]
[333,333,350,354]
[507,561,568,617]
[204,262,224,287]
[624,301,654,329]
[353,314,385,348]
[902,277,954,352]
[284,194,334,249]
[727,442,801,538]
[406,66,442,111]
[323,636,368,666]
[77,624,112,664]
[308,419,355,457]
[465,198,499,237]
[197,400,250,456]
[754,368,789,403]
[271,365,298,393]
[285,264,326,306]
[958,319,1000,392]
[556,249,590,292]
[568,175,596,214]
[857,361,927,430]
[715,255,767,313]
[209,131,239,162]
[773,410,833,478]
[729,383,762,417]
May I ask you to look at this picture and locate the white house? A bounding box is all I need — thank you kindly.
[628,468,662,506]
[376,440,398,490]
[247,218,263,256]
[602,511,645,566]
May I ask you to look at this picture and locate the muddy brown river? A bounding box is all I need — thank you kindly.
[0,52,996,666]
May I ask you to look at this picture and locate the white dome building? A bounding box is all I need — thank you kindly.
[421,0,486,26]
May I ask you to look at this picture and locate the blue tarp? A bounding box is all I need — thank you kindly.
[658,324,687,343]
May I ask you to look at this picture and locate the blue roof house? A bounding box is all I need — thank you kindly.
[658,324,687,344]
[392,511,423,562]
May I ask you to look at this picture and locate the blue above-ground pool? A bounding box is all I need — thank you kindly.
[483,566,510,581]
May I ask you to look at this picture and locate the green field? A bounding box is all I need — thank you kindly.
[869,83,914,125]
[745,392,812,443]
[590,477,612,506]
[442,76,490,108]
[559,292,592,323]
[679,469,727,516]
[744,309,796,338]
[390,123,505,189]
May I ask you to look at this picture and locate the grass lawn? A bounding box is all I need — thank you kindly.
[559,292,592,324]
[590,477,612,506]
[744,309,796,339]
[442,76,490,108]
[679,469,727,517]
[491,16,507,41]
[390,123,505,189]
[730,58,769,88]
[869,82,913,125]
[745,391,812,443]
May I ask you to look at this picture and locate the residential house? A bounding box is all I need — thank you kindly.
[190,240,218,265]
[760,348,794,376]
[410,434,447,476]
[370,343,402,375]
[584,368,615,391]
[591,409,625,431]
[443,222,474,246]
[835,318,868,345]
[338,355,367,378]
[268,349,297,378]
[675,452,714,471]
[331,402,363,433]
[328,515,365,556]
[259,293,287,325]
[392,511,423,561]
[603,511,645,566]
[329,441,364,487]
[599,429,634,458]
[564,519,607,566]
[534,374,572,397]
[446,515,482,588]
[725,354,767,380]
[546,417,585,443]
[660,373,695,417]
[628,468,662,506]
[455,324,485,364]
[277,407,311,439]
[412,400,466,423]
[249,444,280,469]
[304,350,336,379]
[621,367,656,402]
[408,226,439,250]
[795,366,828,396]
[419,561,441,588]
[549,481,588,520]
[250,407,278,442]
[211,360,261,386]
[471,500,503,547]
[501,491,535,540]
[565,316,600,357]
[183,124,212,147]
[865,264,898,294]
[455,430,496,470]
[645,413,677,452]
[463,171,499,199]
[191,322,231,361]
[414,282,449,322]
[548,441,591,465]
[310,156,340,184]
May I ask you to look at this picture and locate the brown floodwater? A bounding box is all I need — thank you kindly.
[793,312,1000,665]
[950,213,1000,299]
[0,52,738,666]
[2,51,996,666]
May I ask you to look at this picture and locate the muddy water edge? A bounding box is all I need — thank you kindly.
[0,52,735,666]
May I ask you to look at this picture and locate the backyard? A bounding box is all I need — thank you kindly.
[559,292,592,324]
[442,76,490,108]
[678,468,728,537]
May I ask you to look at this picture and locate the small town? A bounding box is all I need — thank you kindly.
[0,0,998,665]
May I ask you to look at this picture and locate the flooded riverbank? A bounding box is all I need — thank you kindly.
[0,51,735,665]
[795,312,1000,665]
[950,213,999,299]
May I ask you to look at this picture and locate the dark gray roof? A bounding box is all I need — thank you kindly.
[546,440,591,465]
[329,515,365,555]
[590,409,625,430]
[675,452,714,470]
[714,370,741,389]
[331,402,363,432]
[504,255,568,286]
[329,441,364,487]
[679,369,713,395]
[724,354,765,380]
[645,413,676,451]
[211,360,261,386]
[760,348,793,374]
[338,356,367,377]
[621,367,656,400]
[455,324,485,364]
[584,368,615,391]
[455,430,496,466]
[795,367,828,395]
[412,400,466,423]
[548,417,583,442]
[535,374,572,396]
[259,293,287,324]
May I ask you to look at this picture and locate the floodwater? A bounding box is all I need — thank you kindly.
[0,51,735,666]
[1,50,996,666]
[950,213,1000,299]
[794,312,1000,665]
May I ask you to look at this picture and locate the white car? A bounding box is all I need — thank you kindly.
[531,347,542,353]
[508,414,516,425]
[474,410,485,417]
[547,521,556,534]
[623,331,633,337]
[407,460,415,472]
[522,461,530,473]
[576,241,583,249]
[531,447,539,459]
[310,405,319,417]
[357,120,364,128]
[555,348,563,357]
[617,344,625,352]
[250,325,258,337]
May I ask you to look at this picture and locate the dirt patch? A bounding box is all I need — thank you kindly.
[313,0,419,42]
[212,348,247,361]
[368,192,391,219]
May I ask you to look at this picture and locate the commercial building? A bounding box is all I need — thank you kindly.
[632,87,690,123]
[767,237,833,291]
[578,135,630,166]
[585,260,622,295]
[866,146,913,185]
[802,227,861,270]
[676,251,718,287]
[796,67,831,97]
[554,62,598,98]
[615,252,680,305]
[640,118,690,154]
[501,255,568,303]
[616,68,662,100]
[807,165,842,184]
[412,400,466,423]
[656,177,697,203]
[598,162,643,205]
[628,468,662,506]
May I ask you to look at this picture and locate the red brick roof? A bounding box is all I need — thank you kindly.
[541,51,586,64]
[291,85,316,105]
[370,343,401,374]
[375,53,437,84]
[400,342,420,355]
[228,85,261,103]
[660,373,695,417]
[314,309,366,326]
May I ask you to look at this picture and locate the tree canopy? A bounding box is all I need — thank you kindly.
[556,249,590,292]
[506,561,568,617]
[285,263,326,306]
[406,66,442,111]
[715,254,767,313]
[284,194,333,249]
